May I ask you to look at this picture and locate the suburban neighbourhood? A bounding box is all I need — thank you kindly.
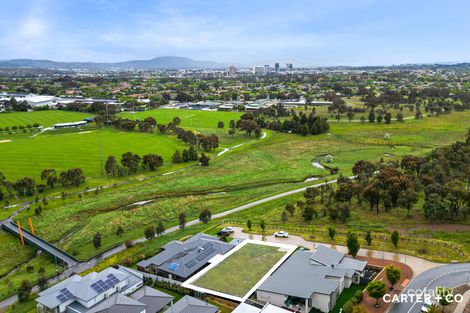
[1,1,470,313]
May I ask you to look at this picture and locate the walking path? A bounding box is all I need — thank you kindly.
[230,228,440,276]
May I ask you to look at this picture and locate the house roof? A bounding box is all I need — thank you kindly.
[36,267,141,309]
[233,303,292,313]
[84,293,146,313]
[130,286,174,312]
[310,245,367,276]
[138,233,235,279]
[258,250,344,298]
[163,295,218,313]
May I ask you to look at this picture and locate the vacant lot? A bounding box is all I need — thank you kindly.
[193,243,287,297]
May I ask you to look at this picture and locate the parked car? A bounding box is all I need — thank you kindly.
[221,227,235,233]
[217,229,231,237]
[274,231,289,238]
[420,299,435,313]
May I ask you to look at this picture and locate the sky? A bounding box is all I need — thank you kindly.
[0,0,469,66]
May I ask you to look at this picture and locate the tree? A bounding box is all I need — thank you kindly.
[228,128,236,137]
[172,150,183,163]
[398,188,418,217]
[188,145,198,160]
[303,206,315,221]
[14,177,36,196]
[179,212,187,230]
[247,219,252,231]
[391,230,400,248]
[396,112,404,122]
[121,152,141,173]
[346,232,360,257]
[116,226,124,237]
[93,232,102,249]
[142,154,163,171]
[365,231,372,246]
[17,280,32,302]
[40,169,57,187]
[105,156,118,176]
[199,208,212,224]
[281,210,288,223]
[260,219,266,232]
[437,287,454,312]
[366,281,386,308]
[423,193,448,221]
[217,121,224,128]
[285,204,295,216]
[38,275,48,291]
[156,221,165,235]
[328,227,336,240]
[385,265,401,290]
[144,226,155,239]
[384,112,392,124]
[199,153,210,166]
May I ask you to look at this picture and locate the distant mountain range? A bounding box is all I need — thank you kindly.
[0,56,227,70]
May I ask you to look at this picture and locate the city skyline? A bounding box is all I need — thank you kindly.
[0,0,469,66]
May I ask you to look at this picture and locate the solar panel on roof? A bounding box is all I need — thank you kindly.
[168,262,180,271]
[107,274,120,284]
[185,259,197,268]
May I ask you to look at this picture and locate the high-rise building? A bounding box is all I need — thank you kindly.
[228,65,236,75]
[286,63,293,71]
[264,65,270,74]
[274,63,280,72]
[253,66,264,74]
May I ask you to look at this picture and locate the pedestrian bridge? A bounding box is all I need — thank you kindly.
[1,220,78,267]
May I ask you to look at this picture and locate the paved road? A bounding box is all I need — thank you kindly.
[388,263,470,313]
[231,228,440,276]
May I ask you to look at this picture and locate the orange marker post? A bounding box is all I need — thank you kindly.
[17,221,24,246]
[28,217,35,235]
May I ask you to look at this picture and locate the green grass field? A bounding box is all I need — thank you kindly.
[118,108,242,129]
[0,111,93,128]
[193,243,286,297]
[0,128,190,180]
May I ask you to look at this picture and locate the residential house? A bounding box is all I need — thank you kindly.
[163,295,218,313]
[256,245,367,313]
[36,266,174,313]
[137,233,236,282]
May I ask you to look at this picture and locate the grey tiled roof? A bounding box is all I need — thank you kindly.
[130,286,174,312]
[138,233,235,279]
[163,295,218,313]
[258,250,344,298]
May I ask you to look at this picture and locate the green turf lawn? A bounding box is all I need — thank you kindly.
[118,108,242,129]
[0,127,189,180]
[331,284,365,313]
[0,110,93,129]
[193,243,287,297]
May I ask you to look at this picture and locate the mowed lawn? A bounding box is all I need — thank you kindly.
[194,243,287,297]
[0,110,93,128]
[118,108,242,129]
[0,128,188,180]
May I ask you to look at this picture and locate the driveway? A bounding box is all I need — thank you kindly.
[230,227,440,276]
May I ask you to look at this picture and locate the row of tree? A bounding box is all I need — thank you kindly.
[105,152,164,176]
[0,168,85,200]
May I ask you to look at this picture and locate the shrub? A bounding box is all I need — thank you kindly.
[325,155,333,163]
[354,290,363,302]
[342,300,355,313]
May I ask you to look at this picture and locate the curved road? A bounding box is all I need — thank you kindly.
[389,263,470,313]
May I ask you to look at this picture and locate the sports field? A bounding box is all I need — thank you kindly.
[0,128,189,180]
[193,243,287,297]
[118,108,242,128]
[0,111,93,129]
